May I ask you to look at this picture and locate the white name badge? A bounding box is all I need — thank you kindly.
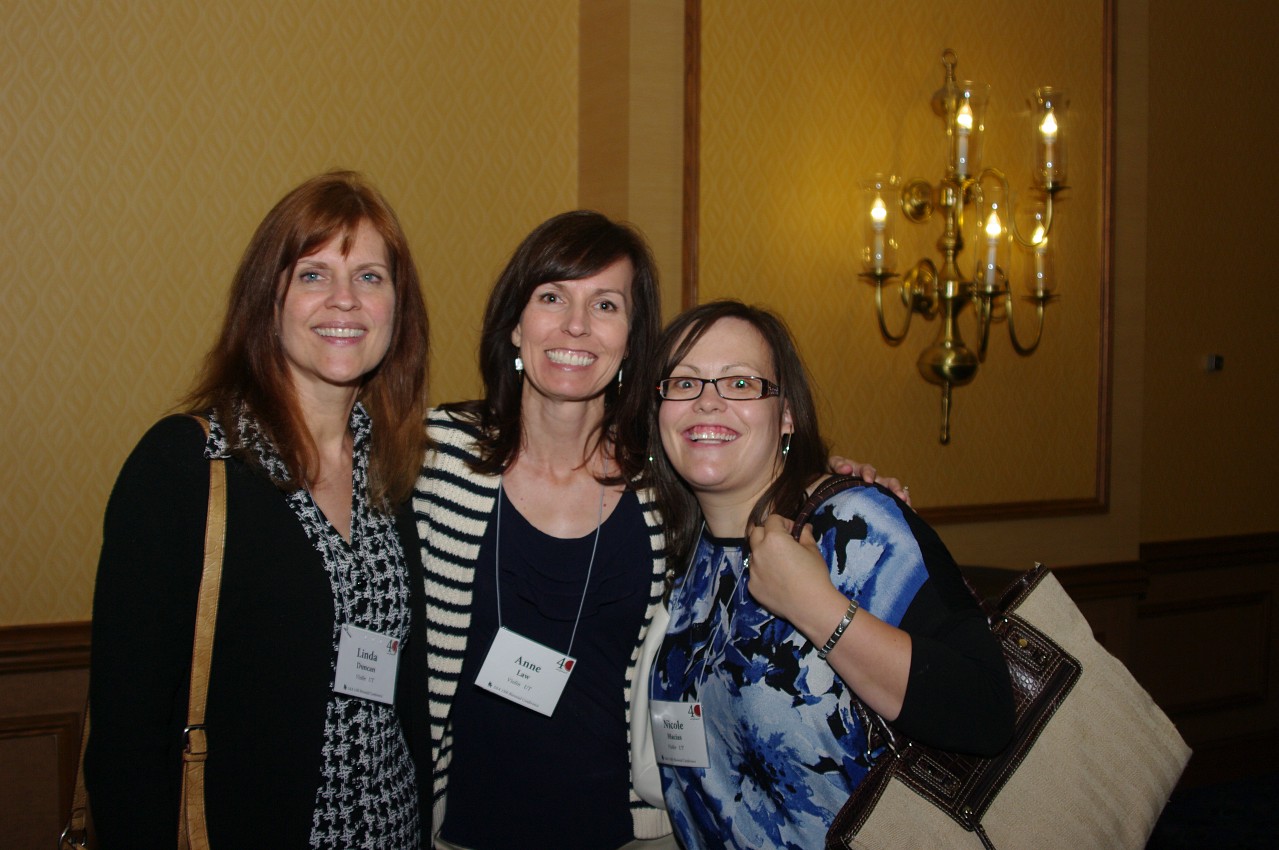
[650,699,710,768]
[474,627,575,717]
[333,624,402,704]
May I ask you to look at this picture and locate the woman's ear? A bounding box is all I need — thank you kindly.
[782,403,795,436]
[510,325,522,349]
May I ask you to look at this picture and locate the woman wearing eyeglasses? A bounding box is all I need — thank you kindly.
[643,300,1014,850]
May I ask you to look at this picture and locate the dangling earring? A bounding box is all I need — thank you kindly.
[781,432,793,457]
[617,366,624,388]
[514,355,524,374]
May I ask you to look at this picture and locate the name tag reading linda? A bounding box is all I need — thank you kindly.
[333,624,401,704]
[650,699,710,768]
[475,627,576,717]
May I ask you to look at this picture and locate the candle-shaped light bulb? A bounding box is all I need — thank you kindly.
[870,195,887,272]
[1040,109,1058,185]
[983,210,1002,289]
[1032,223,1049,295]
[985,210,1002,239]
[955,100,973,175]
[871,196,888,225]
[1040,111,1058,140]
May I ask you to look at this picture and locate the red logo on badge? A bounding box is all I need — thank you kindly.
[692,704,702,718]
[562,658,575,672]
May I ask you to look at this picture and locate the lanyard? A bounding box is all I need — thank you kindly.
[495,477,605,660]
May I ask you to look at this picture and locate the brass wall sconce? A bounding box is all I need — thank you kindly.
[860,49,1066,444]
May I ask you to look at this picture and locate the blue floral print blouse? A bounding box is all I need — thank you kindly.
[652,482,1006,850]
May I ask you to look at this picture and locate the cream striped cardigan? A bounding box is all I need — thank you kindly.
[411,408,672,840]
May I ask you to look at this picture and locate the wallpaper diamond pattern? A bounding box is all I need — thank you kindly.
[1,0,579,624]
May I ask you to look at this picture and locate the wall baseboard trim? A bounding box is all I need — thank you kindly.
[0,621,91,675]
[1141,532,1279,572]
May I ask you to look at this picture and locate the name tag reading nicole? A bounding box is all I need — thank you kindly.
[475,627,576,717]
[650,699,710,768]
[333,624,401,704]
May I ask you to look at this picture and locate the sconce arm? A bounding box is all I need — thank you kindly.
[1005,291,1051,354]
[861,271,914,343]
[977,167,1057,249]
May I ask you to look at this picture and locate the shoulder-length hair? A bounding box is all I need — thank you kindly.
[446,210,660,483]
[186,170,429,507]
[645,300,828,570]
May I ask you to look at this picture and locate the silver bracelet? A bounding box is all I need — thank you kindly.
[817,598,859,660]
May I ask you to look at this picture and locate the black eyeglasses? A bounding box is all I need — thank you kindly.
[656,376,781,401]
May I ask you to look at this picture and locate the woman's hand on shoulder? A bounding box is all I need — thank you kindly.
[746,514,840,624]
[827,455,910,506]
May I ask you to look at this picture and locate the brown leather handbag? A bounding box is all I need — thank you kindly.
[61,416,225,850]
[791,476,1191,850]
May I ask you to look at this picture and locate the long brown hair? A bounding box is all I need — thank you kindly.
[186,170,429,506]
[445,210,660,483]
[645,300,828,570]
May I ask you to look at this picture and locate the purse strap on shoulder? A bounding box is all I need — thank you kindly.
[787,475,902,749]
[63,415,224,849]
[790,474,869,533]
[179,415,222,850]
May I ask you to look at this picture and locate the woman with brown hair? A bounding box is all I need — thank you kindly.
[645,300,1013,849]
[414,210,669,849]
[86,171,432,848]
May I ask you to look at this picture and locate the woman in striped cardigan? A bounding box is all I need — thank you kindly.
[412,211,674,849]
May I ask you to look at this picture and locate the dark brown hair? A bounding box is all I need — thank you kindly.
[186,170,429,506]
[645,300,828,569]
[445,210,660,482]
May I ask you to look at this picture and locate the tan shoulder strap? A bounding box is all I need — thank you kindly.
[179,415,222,850]
[63,414,224,849]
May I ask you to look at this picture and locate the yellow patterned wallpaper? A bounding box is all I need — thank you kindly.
[0,0,580,625]
[697,0,1106,509]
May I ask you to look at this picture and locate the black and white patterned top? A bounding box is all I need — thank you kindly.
[209,405,419,849]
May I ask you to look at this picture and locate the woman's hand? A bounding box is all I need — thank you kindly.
[746,514,846,626]
[827,456,911,506]
[747,511,912,721]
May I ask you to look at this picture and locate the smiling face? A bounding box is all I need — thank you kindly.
[277,219,395,403]
[658,316,793,514]
[510,257,633,408]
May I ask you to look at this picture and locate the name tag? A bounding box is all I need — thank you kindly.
[475,627,576,717]
[333,624,401,704]
[650,699,710,768]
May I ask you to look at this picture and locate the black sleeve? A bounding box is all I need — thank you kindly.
[85,416,209,849]
[887,504,1015,756]
[393,500,432,848]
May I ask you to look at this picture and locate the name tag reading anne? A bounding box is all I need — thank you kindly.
[333,624,401,704]
[475,627,576,717]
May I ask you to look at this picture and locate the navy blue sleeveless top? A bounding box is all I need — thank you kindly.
[441,488,651,849]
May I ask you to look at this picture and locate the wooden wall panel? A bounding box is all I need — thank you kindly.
[0,624,89,850]
[0,713,80,849]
